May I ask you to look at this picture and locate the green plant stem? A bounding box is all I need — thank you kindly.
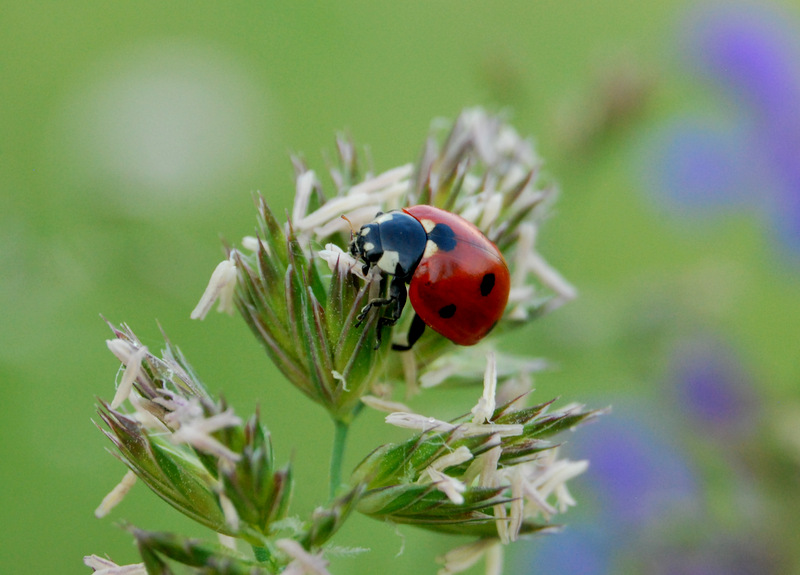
[329,419,349,499]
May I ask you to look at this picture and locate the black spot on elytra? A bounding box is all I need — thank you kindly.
[429,223,457,251]
[480,273,496,296]
[438,303,457,318]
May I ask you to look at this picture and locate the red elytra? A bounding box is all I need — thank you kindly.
[403,205,510,345]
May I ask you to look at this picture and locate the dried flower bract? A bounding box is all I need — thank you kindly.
[89,109,601,575]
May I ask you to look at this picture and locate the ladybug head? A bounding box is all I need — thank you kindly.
[350,221,383,263]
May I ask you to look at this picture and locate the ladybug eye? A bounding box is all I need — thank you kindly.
[438,304,457,319]
[480,273,496,297]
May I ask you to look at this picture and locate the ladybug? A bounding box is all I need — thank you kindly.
[350,205,510,349]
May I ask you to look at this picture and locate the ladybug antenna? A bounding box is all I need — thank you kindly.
[341,214,356,237]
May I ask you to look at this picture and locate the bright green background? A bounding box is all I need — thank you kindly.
[3,2,799,574]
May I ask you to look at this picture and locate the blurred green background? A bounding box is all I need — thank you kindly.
[4,1,800,573]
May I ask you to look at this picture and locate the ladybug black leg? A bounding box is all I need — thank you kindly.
[374,277,409,348]
[357,276,408,348]
[356,297,390,326]
[391,313,427,351]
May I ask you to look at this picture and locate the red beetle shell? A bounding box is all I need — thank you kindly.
[403,205,510,345]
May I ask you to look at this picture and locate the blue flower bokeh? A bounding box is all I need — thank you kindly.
[516,407,699,574]
[643,1,800,255]
[516,335,773,573]
[668,338,759,438]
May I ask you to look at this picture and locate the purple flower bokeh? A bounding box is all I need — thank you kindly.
[516,409,698,574]
[692,2,800,254]
[689,3,800,120]
[517,526,612,575]
[668,338,759,437]
[644,1,800,255]
[573,411,698,528]
[643,118,751,211]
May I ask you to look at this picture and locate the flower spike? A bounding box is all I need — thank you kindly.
[90,109,603,575]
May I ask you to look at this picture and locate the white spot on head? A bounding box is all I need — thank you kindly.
[363,242,375,252]
[378,250,400,274]
[423,239,439,259]
[360,227,371,236]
